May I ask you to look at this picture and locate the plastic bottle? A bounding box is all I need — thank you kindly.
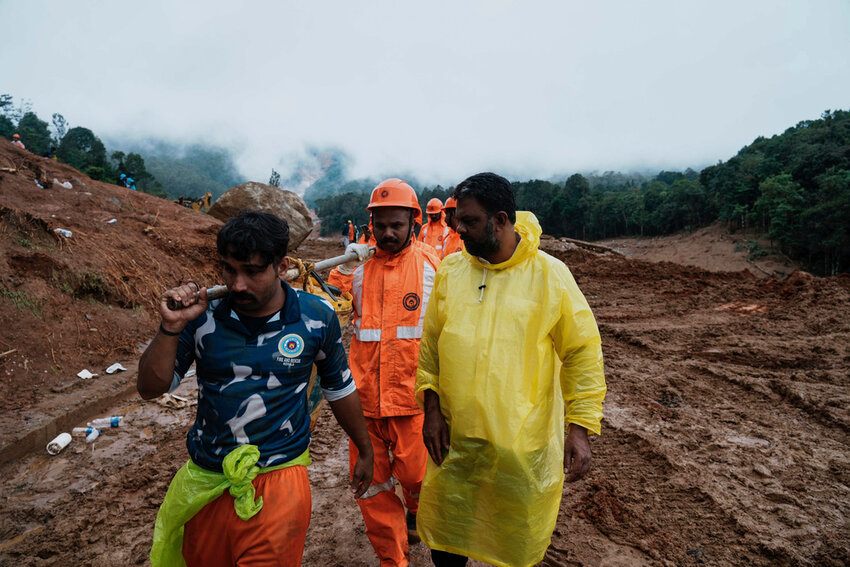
[72,427,101,443]
[87,416,123,428]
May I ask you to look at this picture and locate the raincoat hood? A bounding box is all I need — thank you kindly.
[463,211,541,271]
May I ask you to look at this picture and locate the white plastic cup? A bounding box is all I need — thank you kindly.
[46,433,72,455]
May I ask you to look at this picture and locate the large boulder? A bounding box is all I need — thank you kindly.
[209,182,314,249]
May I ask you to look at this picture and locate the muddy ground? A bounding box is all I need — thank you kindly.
[1,146,849,566]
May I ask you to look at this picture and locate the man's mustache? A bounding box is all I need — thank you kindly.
[232,292,257,302]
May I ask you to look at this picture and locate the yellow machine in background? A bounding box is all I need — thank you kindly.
[175,192,213,213]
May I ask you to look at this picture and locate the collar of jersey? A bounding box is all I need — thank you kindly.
[212,280,301,336]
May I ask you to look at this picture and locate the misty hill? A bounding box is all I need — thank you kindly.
[300,149,374,206]
[113,140,245,201]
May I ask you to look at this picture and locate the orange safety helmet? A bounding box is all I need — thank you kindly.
[12,133,20,139]
[426,198,443,214]
[367,178,422,223]
[443,196,457,209]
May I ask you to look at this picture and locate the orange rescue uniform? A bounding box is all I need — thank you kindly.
[418,219,449,257]
[358,233,377,246]
[441,228,463,258]
[329,240,440,567]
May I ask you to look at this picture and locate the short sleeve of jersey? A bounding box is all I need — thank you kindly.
[302,292,355,401]
[170,316,203,392]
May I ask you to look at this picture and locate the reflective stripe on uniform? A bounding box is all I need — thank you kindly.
[356,327,382,342]
[352,265,365,317]
[418,261,436,331]
[396,326,421,339]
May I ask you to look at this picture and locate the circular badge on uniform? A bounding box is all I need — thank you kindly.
[279,333,305,357]
[403,292,420,311]
[381,189,389,197]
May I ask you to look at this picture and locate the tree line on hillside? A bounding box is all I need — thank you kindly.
[1,94,163,195]
[315,110,849,275]
[0,94,244,202]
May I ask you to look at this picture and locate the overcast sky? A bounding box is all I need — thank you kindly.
[2,1,849,185]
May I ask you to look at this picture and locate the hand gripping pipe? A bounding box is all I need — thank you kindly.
[166,246,375,311]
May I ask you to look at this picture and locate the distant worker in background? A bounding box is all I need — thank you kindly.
[138,210,374,567]
[440,196,463,258]
[42,146,57,160]
[418,198,449,258]
[415,172,607,567]
[126,177,137,191]
[118,173,127,187]
[342,219,356,246]
[358,223,375,246]
[11,133,25,150]
[329,179,441,567]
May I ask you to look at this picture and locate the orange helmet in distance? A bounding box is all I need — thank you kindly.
[426,198,443,214]
[367,178,422,224]
[443,196,457,209]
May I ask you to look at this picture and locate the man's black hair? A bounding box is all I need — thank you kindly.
[217,210,289,267]
[451,172,516,223]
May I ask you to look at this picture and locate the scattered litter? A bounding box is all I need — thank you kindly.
[77,369,98,379]
[185,368,197,378]
[46,433,72,455]
[105,363,126,374]
[53,178,73,189]
[156,393,195,409]
[34,179,44,189]
[88,416,123,428]
[716,302,768,315]
[54,228,73,238]
[106,218,117,224]
[72,427,101,443]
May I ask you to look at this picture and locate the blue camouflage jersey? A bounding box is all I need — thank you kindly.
[171,281,355,472]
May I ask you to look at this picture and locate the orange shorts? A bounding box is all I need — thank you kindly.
[182,465,311,567]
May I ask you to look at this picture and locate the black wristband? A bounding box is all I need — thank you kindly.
[159,323,182,337]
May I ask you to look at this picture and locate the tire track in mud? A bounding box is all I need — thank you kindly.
[597,313,850,566]
[551,425,767,566]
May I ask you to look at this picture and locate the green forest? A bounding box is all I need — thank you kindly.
[0,94,243,202]
[315,110,849,275]
[2,94,847,275]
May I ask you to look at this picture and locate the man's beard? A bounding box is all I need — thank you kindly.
[462,217,500,258]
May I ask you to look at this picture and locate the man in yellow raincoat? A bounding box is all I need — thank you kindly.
[415,172,606,567]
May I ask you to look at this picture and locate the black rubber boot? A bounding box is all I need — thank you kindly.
[406,510,420,544]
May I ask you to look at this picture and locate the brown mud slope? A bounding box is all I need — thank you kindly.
[0,144,220,422]
[1,145,849,566]
[598,223,799,278]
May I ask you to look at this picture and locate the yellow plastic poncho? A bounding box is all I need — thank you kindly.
[414,211,606,567]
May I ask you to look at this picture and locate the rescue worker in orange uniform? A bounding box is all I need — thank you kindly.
[418,198,449,258]
[440,196,464,258]
[358,223,376,246]
[329,179,441,567]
